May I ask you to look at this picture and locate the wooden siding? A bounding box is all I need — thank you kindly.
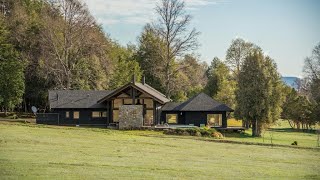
[51,108,108,126]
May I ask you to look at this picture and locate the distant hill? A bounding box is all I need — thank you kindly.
[281,77,300,89]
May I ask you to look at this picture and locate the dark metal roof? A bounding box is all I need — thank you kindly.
[49,90,113,109]
[161,93,234,112]
[97,82,170,104]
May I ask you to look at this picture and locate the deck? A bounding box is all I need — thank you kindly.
[154,124,247,132]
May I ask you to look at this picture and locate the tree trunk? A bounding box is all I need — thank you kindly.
[252,119,258,137]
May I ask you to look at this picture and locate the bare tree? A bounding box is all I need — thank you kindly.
[225,38,260,76]
[152,0,200,98]
[42,0,107,89]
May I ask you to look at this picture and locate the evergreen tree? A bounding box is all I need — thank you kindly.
[205,57,236,108]
[236,51,283,136]
[0,17,25,114]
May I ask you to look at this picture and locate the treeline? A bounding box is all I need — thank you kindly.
[0,0,207,112]
[0,0,319,135]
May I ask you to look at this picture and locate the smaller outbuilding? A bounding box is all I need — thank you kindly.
[161,93,234,128]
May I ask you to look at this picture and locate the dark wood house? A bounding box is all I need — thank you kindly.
[44,79,234,128]
[48,80,170,127]
[161,93,233,128]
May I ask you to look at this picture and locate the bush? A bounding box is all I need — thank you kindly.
[163,127,221,138]
[291,141,298,145]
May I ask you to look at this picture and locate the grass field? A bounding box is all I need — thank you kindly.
[0,121,319,179]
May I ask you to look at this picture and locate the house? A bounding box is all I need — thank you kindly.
[39,78,234,129]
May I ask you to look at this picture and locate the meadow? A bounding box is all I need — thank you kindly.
[0,121,319,179]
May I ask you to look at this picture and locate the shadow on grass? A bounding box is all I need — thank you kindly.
[270,128,317,134]
[222,132,254,139]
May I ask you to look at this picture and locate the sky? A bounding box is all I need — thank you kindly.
[83,0,320,77]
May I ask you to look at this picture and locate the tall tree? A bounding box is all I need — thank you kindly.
[42,0,110,89]
[303,42,320,124]
[225,38,259,76]
[0,17,25,114]
[152,0,200,98]
[205,57,236,108]
[236,50,283,137]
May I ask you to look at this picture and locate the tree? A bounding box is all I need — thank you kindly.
[205,57,236,108]
[109,44,142,89]
[236,50,283,137]
[282,87,313,129]
[303,42,320,125]
[0,17,25,114]
[225,38,259,76]
[135,25,166,93]
[151,0,200,98]
[41,0,110,89]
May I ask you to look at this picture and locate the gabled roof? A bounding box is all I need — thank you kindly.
[161,93,234,112]
[97,82,170,104]
[49,90,112,109]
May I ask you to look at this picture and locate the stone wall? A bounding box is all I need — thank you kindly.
[119,105,143,130]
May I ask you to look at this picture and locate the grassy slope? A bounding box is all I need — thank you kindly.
[0,122,319,179]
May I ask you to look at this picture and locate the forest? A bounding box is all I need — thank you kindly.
[0,0,319,136]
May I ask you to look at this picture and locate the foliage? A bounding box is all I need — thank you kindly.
[205,57,236,108]
[225,38,260,75]
[281,88,313,129]
[163,127,222,138]
[148,0,200,98]
[136,25,206,102]
[109,44,142,89]
[303,42,320,125]
[235,50,284,136]
[0,17,25,112]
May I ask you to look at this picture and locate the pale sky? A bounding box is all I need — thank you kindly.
[83,0,320,77]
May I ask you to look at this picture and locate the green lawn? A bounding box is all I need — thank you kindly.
[222,120,320,148]
[0,122,319,179]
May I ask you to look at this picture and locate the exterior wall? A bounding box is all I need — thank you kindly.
[51,108,108,126]
[161,111,228,127]
[118,105,143,129]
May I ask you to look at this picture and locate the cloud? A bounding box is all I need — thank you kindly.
[82,0,221,25]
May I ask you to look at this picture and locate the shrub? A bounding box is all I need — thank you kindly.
[212,132,224,138]
[291,141,298,145]
[163,127,221,138]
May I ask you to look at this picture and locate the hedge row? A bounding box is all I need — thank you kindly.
[164,127,223,138]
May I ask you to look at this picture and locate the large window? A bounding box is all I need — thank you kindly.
[144,110,154,126]
[113,110,119,122]
[92,111,107,118]
[144,99,153,108]
[207,114,222,126]
[113,99,122,108]
[73,111,80,119]
[166,114,178,124]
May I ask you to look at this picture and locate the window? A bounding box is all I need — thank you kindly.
[92,111,107,118]
[113,99,122,108]
[144,99,153,108]
[113,110,119,122]
[166,114,178,124]
[74,111,80,119]
[92,111,100,118]
[124,99,132,105]
[207,114,222,126]
[144,110,154,126]
[66,111,70,118]
[101,111,107,117]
